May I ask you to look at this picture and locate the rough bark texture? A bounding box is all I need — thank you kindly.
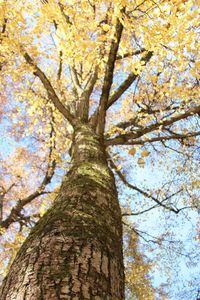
[0,124,124,299]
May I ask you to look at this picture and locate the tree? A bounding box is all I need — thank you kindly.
[0,0,199,299]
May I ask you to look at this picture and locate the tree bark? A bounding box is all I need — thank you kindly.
[0,124,124,299]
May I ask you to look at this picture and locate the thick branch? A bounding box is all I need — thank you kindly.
[123,131,200,146]
[90,50,153,128]
[78,68,98,121]
[57,51,63,80]
[24,52,76,126]
[105,105,200,146]
[96,14,124,135]
[70,66,83,96]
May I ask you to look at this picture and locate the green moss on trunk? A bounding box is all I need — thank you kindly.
[0,124,125,300]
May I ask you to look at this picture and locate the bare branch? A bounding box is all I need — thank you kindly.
[108,154,183,214]
[122,203,197,217]
[123,221,159,244]
[0,183,16,222]
[122,204,159,216]
[123,221,181,246]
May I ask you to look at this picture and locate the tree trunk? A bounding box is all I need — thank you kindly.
[0,124,124,300]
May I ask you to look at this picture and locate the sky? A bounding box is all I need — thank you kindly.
[116,150,200,300]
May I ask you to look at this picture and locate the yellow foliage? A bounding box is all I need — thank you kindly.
[124,228,156,300]
[129,148,136,156]
[137,158,145,167]
[141,149,150,157]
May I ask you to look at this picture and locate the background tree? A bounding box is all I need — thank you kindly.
[0,0,199,299]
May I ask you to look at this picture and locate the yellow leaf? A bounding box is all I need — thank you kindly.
[192,180,200,188]
[102,24,110,32]
[141,149,150,157]
[117,165,122,171]
[137,158,145,167]
[129,148,136,156]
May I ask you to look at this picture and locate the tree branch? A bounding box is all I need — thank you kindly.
[57,51,63,80]
[70,65,83,97]
[58,1,73,25]
[0,116,57,230]
[24,52,76,126]
[122,204,159,216]
[0,18,8,70]
[1,18,7,37]
[109,155,183,214]
[41,0,72,25]
[105,105,200,146]
[108,103,179,133]
[122,131,200,146]
[96,13,124,135]
[78,67,98,121]
[123,221,161,244]
[90,50,153,128]
[116,48,146,60]
[107,51,153,109]
[0,183,16,222]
